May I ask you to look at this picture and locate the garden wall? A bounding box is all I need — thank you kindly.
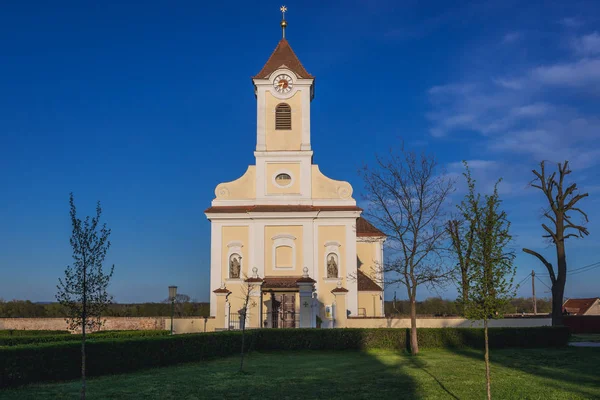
[0,317,166,332]
[346,316,552,329]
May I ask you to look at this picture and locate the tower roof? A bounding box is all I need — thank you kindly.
[254,38,313,79]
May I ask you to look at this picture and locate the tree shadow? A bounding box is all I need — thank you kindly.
[407,356,460,399]
[446,346,600,399]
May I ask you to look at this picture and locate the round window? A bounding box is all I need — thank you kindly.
[275,173,292,186]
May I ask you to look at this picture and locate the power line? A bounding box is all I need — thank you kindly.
[535,276,552,291]
[569,263,600,276]
[515,273,532,288]
[568,261,600,274]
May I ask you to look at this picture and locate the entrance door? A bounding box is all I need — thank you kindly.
[275,294,296,328]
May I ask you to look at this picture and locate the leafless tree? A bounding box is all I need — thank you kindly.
[522,161,589,326]
[56,193,114,400]
[447,162,478,312]
[238,275,257,372]
[360,146,455,355]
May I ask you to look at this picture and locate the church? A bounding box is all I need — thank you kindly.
[205,8,385,329]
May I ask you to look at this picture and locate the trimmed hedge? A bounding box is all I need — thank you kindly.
[0,330,169,346]
[0,327,570,388]
[0,330,70,337]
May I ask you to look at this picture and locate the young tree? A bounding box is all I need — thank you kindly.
[238,273,258,372]
[460,176,516,400]
[447,162,478,312]
[522,161,589,326]
[56,193,114,400]
[360,146,455,354]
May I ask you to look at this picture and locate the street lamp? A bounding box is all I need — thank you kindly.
[168,285,178,335]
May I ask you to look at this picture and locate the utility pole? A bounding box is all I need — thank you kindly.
[532,270,537,315]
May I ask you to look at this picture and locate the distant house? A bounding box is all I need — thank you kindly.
[563,298,600,315]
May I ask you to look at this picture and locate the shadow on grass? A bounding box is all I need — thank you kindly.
[0,350,423,400]
[446,346,600,399]
[407,356,460,400]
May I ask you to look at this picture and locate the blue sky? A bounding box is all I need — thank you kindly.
[1,0,599,303]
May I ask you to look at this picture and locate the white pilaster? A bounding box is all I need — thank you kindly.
[210,222,222,317]
[345,221,358,316]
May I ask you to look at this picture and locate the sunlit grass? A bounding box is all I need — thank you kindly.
[1,347,599,399]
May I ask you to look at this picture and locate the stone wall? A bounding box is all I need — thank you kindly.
[0,317,166,333]
[165,317,216,334]
[346,316,552,329]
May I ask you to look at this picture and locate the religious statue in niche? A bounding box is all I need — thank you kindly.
[229,254,241,279]
[327,254,338,278]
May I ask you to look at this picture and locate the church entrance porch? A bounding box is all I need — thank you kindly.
[261,275,315,329]
[267,292,298,328]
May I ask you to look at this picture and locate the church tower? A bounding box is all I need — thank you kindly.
[205,7,385,330]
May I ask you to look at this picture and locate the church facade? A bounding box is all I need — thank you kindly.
[205,19,385,329]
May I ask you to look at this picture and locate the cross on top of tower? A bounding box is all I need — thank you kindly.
[280,5,288,38]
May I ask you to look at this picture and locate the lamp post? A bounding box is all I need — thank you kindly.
[168,285,178,335]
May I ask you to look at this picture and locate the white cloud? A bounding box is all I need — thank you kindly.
[560,17,584,28]
[493,78,523,90]
[502,32,521,44]
[511,103,550,117]
[532,58,600,88]
[571,32,600,55]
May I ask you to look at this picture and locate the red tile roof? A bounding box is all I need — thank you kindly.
[563,297,599,315]
[356,217,386,237]
[205,205,362,213]
[262,276,315,289]
[357,269,383,292]
[254,38,313,79]
[331,287,349,293]
[213,288,231,294]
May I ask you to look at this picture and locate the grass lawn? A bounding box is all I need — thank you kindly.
[570,334,600,343]
[1,347,599,399]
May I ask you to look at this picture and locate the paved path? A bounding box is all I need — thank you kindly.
[568,342,600,347]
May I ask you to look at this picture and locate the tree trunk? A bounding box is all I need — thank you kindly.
[81,322,86,400]
[409,297,419,355]
[553,240,566,326]
[239,313,246,372]
[484,319,491,400]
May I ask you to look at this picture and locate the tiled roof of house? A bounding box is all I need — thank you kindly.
[331,287,349,293]
[262,276,315,289]
[254,38,313,79]
[356,217,386,237]
[357,269,383,292]
[205,205,362,213]
[563,297,599,315]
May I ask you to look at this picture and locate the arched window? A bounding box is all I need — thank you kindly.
[275,103,292,130]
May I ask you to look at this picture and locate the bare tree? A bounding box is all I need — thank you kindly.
[360,146,455,355]
[238,275,257,372]
[56,193,114,400]
[447,162,478,312]
[522,161,589,326]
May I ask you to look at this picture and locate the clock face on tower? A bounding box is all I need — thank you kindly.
[274,74,293,94]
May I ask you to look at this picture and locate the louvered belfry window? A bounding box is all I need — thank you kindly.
[275,103,292,130]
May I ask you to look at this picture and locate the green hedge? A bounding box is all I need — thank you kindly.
[0,330,169,346]
[0,330,70,337]
[0,327,570,388]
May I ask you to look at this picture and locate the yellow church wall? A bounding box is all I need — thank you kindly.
[264,225,304,276]
[357,241,379,279]
[265,162,301,195]
[358,292,383,317]
[220,226,250,283]
[265,91,303,151]
[317,225,347,311]
[214,166,256,200]
[311,165,354,200]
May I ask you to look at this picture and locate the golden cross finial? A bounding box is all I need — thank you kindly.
[280,5,288,39]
